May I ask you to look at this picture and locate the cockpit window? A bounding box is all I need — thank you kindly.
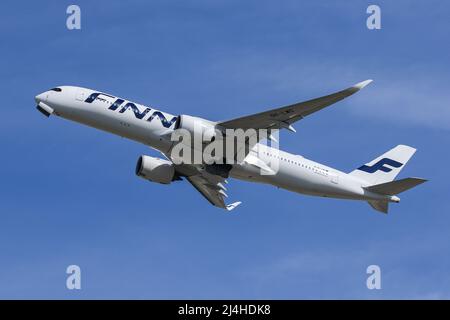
[50,87,62,92]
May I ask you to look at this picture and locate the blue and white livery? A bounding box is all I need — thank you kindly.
[35,80,426,213]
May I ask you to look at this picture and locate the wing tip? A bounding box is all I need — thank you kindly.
[353,79,373,90]
[410,177,428,184]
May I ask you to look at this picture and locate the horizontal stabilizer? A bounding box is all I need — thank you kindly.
[365,177,427,195]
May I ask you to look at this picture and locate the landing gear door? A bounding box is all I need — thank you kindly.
[76,89,85,101]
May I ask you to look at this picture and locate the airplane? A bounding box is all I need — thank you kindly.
[35,80,426,213]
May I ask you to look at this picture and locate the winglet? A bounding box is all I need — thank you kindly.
[226,201,242,211]
[353,79,373,90]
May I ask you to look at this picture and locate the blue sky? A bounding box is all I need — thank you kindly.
[0,0,449,299]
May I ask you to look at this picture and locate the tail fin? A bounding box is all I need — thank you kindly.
[349,145,416,185]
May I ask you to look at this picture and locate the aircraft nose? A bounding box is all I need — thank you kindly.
[35,92,47,104]
[35,91,54,117]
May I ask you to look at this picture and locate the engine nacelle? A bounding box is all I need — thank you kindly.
[135,155,176,184]
[175,115,219,143]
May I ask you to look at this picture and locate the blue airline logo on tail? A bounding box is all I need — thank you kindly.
[357,158,403,173]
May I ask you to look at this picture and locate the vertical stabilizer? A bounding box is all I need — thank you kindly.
[350,145,416,185]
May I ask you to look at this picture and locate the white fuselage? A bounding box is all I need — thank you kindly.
[35,86,394,203]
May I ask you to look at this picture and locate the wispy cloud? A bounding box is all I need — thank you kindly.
[239,231,450,299]
[350,77,450,130]
[203,52,450,130]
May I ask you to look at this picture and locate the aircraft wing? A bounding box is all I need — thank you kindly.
[164,80,372,210]
[186,172,241,211]
[218,80,372,131]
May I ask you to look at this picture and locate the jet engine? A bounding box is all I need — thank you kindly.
[175,115,219,143]
[135,155,179,184]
